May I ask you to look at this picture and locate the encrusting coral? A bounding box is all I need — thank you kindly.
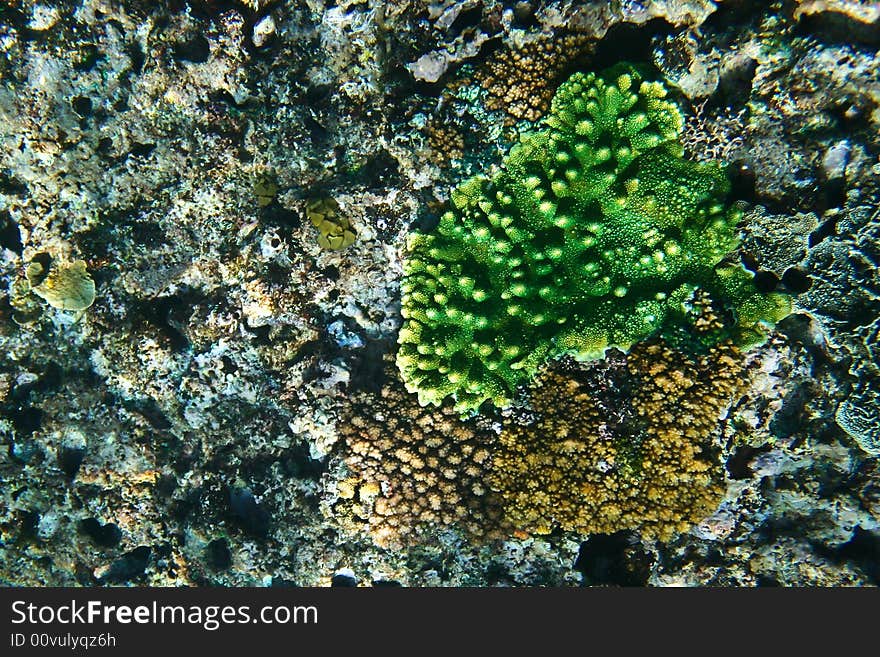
[26,257,96,312]
[252,168,279,208]
[398,63,790,412]
[424,119,466,165]
[488,337,746,540]
[478,34,595,124]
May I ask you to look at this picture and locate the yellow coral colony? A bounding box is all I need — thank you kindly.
[338,338,746,546]
[489,340,745,540]
[26,258,96,311]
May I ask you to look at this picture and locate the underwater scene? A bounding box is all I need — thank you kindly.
[0,0,878,587]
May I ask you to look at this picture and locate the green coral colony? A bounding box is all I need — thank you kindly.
[398,65,791,412]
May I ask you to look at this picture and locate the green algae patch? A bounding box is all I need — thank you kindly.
[398,64,791,413]
[252,168,279,207]
[306,197,357,251]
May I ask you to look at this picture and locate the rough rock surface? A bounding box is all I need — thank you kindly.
[1,0,878,586]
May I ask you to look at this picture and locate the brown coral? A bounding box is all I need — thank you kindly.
[424,120,465,165]
[489,339,746,541]
[477,34,594,123]
[335,365,506,548]
[338,314,746,547]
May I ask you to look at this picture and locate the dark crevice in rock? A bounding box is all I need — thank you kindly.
[330,572,358,587]
[0,171,28,197]
[7,406,44,437]
[822,176,847,210]
[717,56,758,110]
[727,160,757,201]
[173,34,211,63]
[754,269,780,293]
[58,445,86,479]
[206,538,232,570]
[573,532,653,586]
[794,11,880,48]
[128,142,156,158]
[130,289,209,353]
[591,18,676,72]
[808,214,838,247]
[99,546,152,584]
[813,527,880,585]
[781,266,812,293]
[0,211,23,254]
[227,485,271,538]
[726,444,772,480]
[703,0,767,31]
[79,518,123,548]
[771,383,818,438]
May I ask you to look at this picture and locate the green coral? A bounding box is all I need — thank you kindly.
[398,64,790,412]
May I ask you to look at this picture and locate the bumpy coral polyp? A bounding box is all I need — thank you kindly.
[335,363,506,549]
[398,64,790,412]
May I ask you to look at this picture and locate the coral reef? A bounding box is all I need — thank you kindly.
[339,295,746,547]
[803,205,880,456]
[423,120,466,166]
[25,257,96,311]
[305,197,357,251]
[252,169,279,208]
[398,63,790,412]
[1,0,877,588]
